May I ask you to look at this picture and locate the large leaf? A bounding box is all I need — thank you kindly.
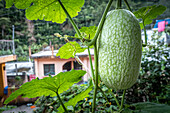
[5,0,85,24]
[56,41,86,59]
[57,84,93,112]
[133,5,166,29]
[123,102,170,113]
[75,26,97,40]
[4,69,86,104]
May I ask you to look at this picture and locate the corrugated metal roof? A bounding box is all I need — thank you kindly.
[5,62,34,76]
[31,49,94,58]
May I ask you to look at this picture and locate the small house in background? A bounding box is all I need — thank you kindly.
[31,49,94,82]
[5,61,34,87]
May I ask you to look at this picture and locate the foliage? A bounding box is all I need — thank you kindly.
[34,82,170,112]
[4,69,86,104]
[33,31,170,112]
[2,0,169,112]
[133,5,166,29]
[56,41,86,59]
[126,31,170,104]
[75,26,97,40]
[34,84,88,113]
[5,0,85,24]
[123,102,170,113]
[0,0,169,59]
[57,84,93,112]
[0,105,17,112]
[0,49,12,56]
[34,83,120,113]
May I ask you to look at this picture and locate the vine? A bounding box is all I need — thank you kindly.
[3,0,167,112]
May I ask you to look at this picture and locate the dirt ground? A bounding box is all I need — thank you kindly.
[2,105,38,113]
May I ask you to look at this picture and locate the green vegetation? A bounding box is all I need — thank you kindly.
[0,0,169,60]
[33,36,170,112]
[1,0,170,112]
[0,105,17,112]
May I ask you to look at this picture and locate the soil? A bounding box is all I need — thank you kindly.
[2,105,38,113]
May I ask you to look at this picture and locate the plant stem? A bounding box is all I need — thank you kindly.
[108,89,120,108]
[58,0,83,39]
[88,46,110,107]
[88,47,95,79]
[85,0,114,46]
[117,0,122,9]
[119,89,126,111]
[142,20,147,45]
[92,43,98,113]
[123,0,132,12]
[88,46,110,106]
[56,91,68,113]
[98,87,110,104]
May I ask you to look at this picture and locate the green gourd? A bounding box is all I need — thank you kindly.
[98,9,142,89]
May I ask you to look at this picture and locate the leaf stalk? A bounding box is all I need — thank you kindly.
[142,20,147,45]
[98,87,110,104]
[85,0,114,46]
[92,43,98,113]
[117,0,122,9]
[123,0,132,11]
[56,91,68,113]
[88,47,95,80]
[119,89,126,111]
[108,89,120,108]
[58,0,83,39]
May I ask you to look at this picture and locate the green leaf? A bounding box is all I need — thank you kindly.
[129,102,170,113]
[55,70,86,94]
[56,41,86,59]
[4,69,86,104]
[75,26,97,40]
[133,5,166,29]
[5,0,85,24]
[161,66,165,70]
[57,84,93,112]
[5,0,14,8]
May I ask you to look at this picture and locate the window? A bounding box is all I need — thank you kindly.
[62,61,82,72]
[74,61,82,70]
[44,64,55,76]
[63,61,71,72]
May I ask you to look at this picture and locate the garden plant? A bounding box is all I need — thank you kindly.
[3,0,169,112]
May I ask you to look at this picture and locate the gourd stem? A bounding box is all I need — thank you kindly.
[123,0,132,12]
[88,47,109,103]
[88,47,95,80]
[56,91,68,113]
[108,89,120,108]
[58,0,83,39]
[142,20,147,45]
[88,47,109,105]
[88,46,110,105]
[117,0,122,9]
[119,89,126,111]
[85,0,114,46]
[92,43,98,113]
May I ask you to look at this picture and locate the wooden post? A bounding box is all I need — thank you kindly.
[51,45,54,58]
[29,46,31,57]
[15,64,18,76]
[0,63,7,97]
[71,61,74,70]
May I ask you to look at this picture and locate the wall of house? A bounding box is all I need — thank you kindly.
[34,56,94,81]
